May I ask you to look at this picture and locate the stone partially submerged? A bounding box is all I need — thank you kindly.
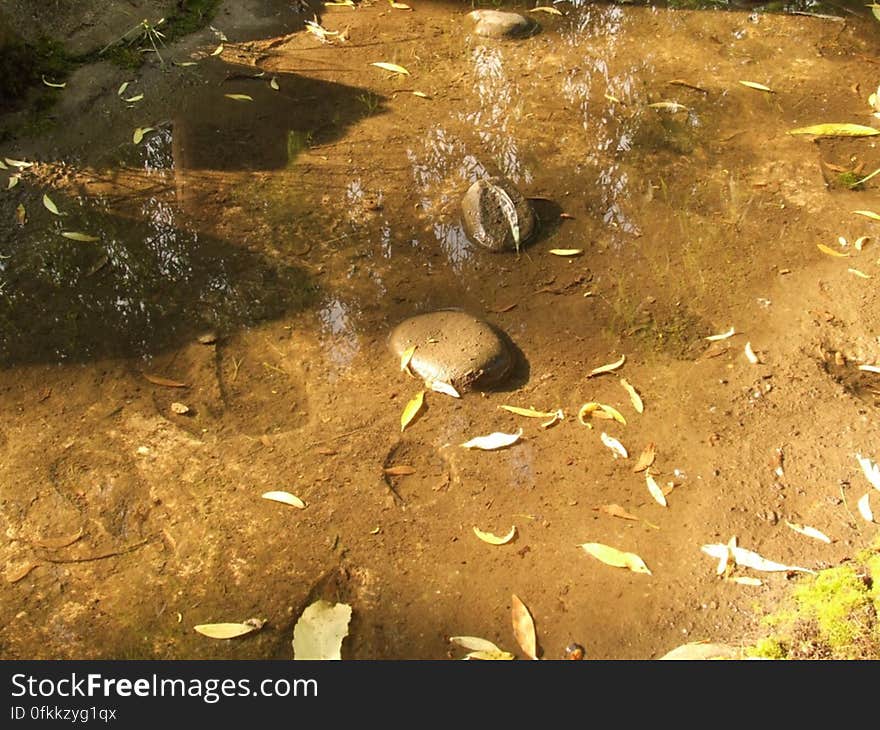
[467,10,539,39]
[460,176,538,253]
[389,310,514,392]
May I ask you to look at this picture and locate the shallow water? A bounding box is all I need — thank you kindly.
[2,0,880,659]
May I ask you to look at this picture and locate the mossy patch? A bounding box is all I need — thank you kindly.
[746,540,880,660]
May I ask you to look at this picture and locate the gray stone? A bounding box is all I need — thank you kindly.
[460,176,538,252]
[389,310,514,392]
[467,10,539,39]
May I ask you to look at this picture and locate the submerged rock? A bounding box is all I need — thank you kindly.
[389,310,514,392]
[467,10,539,39]
[460,176,538,252]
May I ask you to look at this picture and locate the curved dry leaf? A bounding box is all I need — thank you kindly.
[412,91,430,99]
[789,123,880,137]
[118,81,131,96]
[646,472,667,507]
[548,249,583,256]
[6,561,39,583]
[41,76,66,88]
[383,465,415,476]
[593,503,639,521]
[849,268,871,279]
[15,204,25,225]
[500,405,559,419]
[856,453,880,491]
[430,380,460,398]
[600,403,627,425]
[858,364,880,373]
[579,543,651,574]
[4,158,32,168]
[61,231,100,242]
[123,94,144,103]
[210,43,224,56]
[511,594,538,660]
[529,6,564,14]
[33,528,83,549]
[262,491,306,509]
[292,599,352,660]
[371,62,410,75]
[389,1,412,9]
[225,94,254,101]
[730,576,763,586]
[577,402,599,427]
[143,373,187,388]
[659,642,745,660]
[857,493,874,523]
[649,101,689,112]
[133,127,155,144]
[465,649,516,660]
[744,341,759,364]
[633,443,656,472]
[704,541,814,574]
[42,194,60,216]
[540,409,564,428]
[460,428,522,450]
[817,243,849,258]
[8,174,20,189]
[473,525,516,545]
[600,432,628,459]
[194,623,258,639]
[399,344,417,373]
[619,378,643,413]
[853,209,880,221]
[738,80,773,92]
[785,521,831,544]
[270,77,279,90]
[588,354,625,377]
[449,636,504,653]
[705,327,735,341]
[400,390,425,432]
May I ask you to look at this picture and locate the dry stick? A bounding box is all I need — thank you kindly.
[39,538,154,564]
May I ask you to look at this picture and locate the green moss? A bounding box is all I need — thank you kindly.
[747,637,788,659]
[838,171,862,189]
[792,565,872,654]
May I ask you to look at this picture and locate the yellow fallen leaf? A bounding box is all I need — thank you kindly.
[400,344,417,374]
[371,62,410,75]
[411,91,430,99]
[465,649,516,660]
[261,491,306,509]
[619,378,643,413]
[123,94,144,103]
[730,576,763,586]
[400,390,425,432]
[42,75,66,89]
[194,623,258,639]
[540,409,564,428]
[42,194,60,216]
[389,0,412,8]
[858,364,880,373]
[857,493,874,523]
[849,268,871,279]
[548,249,583,256]
[600,432,628,459]
[429,380,460,398]
[529,6,564,14]
[61,231,99,242]
[789,123,880,137]
[853,209,880,221]
[7,173,19,189]
[225,94,254,101]
[500,405,559,419]
[270,77,279,90]
[511,594,538,660]
[118,81,131,96]
[132,126,155,144]
[461,429,523,450]
[854,236,869,250]
[632,443,656,473]
[738,80,773,92]
[33,528,83,549]
[211,44,224,56]
[579,543,651,574]
[588,354,625,377]
[450,636,505,653]
[4,158,32,168]
[744,341,759,364]
[646,472,667,507]
[649,101,689,112]
[705,327,735,341]
[473,525,516,545]
[817,243,849,258]
[785,521,831,544]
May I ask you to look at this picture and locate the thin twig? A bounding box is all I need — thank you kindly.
[40,538,154,564]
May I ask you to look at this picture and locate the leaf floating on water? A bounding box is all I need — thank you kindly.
[588,354,625,377]
[61,231,101,242]
[511,594,538,660]
[848,268,871,279]
[400,390,425,432]
[649,101,689,112]
[857,493,875,523]
[619,378,643,413]
[600,432,628,459]
[270,77,279,90]
[705,327,735,341]
[41,76,66,88]
[646,472,667,507]
[293,599,352,660]
[738,80,773,93]
[548,248,583,256]
[132,127,155,144]
[473,525,516,545]
[194,623,259,639]
[123,94,144,103]
[633,443,656,473]
[225,94,254,101]
[143,373,187,388]
[817,243,849,258]
[579,542,651,574]
[744,341,759,364]
[529,5,564,14]
[853,209,880,221]
[461,429,523,450]
[789,123,880,137]
[785,521,831,544]
[731,576,763,586]
[500,405,559,419]
[856,453,880,491]
[370,62,410,75]
[118,81,131,96]
[211,44,224,56]
[594,503,639,521]
[262,491,306,509]
[429,380,460,398]
[42,194,61,215]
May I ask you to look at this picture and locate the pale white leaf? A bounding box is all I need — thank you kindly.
[261,490,306,508]
[600,432,628,459]
[194,622,258,639]
[705,327,735,341]
[292,599,352,660]
[450,636,504,653]
[857,492,875,523]
[460,429,523,450]
[430,380,460,398]
[785,521,832,544]
[856,453,880,491]
[646,472,667,506]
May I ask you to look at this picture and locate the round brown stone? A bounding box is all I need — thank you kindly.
[467,10,539,39]
[460,176,538,252]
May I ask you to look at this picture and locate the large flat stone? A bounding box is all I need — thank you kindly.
[388,310,514,392]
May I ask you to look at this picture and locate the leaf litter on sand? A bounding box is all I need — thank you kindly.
[449,636,514,660]
[588,354,625,377]
[857,493,875,523]
[194,619,266,639]
[855,453,880,491]
[261,491,306,509]
[473,526,516,545]
[579,543,651,574]
[600,432,628,459]
[511,594,538,660]
[460,429,522,450]
[619,378,643,413]
[400,390,424,432]
[788,123,880,137]
[292,600,352,660]
[633,443,656,472]
[785,522,831,543]
[701,539,815,574]
[645,472,667,507]
[370,62,410,75]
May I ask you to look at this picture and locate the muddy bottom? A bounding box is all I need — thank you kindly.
[2,0,880,660]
